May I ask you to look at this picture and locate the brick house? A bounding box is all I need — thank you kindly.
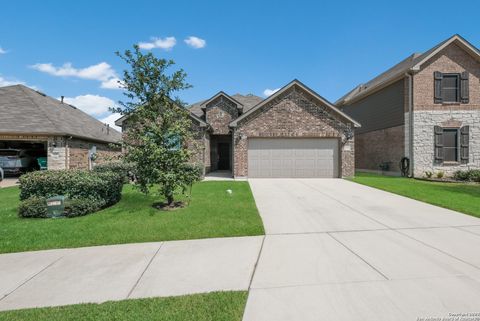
[117,80,359,178]
[337,34,480,177]
[0,85,121,171]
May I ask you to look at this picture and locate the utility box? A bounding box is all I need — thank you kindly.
[46,196,65,218]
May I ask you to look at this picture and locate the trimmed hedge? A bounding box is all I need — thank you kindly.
[18,170,124,218]
[453,169,480,183]
[64,198,106,218]
[18,197,48,218]
[20,170,124,205]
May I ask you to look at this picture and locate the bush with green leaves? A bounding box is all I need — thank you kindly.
[453,169,480,182]
[64,198,106,218]
[18,170,124,218]
[19,170,124,205]
[93,162,135,182]
[18,197,48,218]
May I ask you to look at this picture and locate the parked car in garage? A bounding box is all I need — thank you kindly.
[0,149,37,176]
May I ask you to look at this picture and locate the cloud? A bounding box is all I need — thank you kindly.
[184,36,206,49]
[100,113,122,131]
[61,94,115,116]
[0,47,6,55]
[263,88,280,97]
[138,37,176,50]
[0,76,24,87]
[100,77,123,90]
[30,62,121,90]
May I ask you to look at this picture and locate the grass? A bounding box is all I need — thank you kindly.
[0,181,264,253]
[0,291,247,321]
[350,172,480,218]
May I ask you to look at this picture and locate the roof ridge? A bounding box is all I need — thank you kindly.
[18,85,60,133]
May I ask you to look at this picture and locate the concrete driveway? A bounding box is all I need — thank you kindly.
[244,179,480,321]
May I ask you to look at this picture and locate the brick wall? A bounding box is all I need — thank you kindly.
[205,96,239,135]
[67,139,120,170]
[355,125,405,172]
[233,85,355,177]
[412,42,480,177]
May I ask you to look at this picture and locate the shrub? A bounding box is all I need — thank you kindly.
[18,197,48,218]
[93,162,135,182]
[436,171,444,179]
[425,171,433,179]
[19,170,124,205]
[64,198,106,218]
[469,170,480,183]
[453,169,480,183]
[18,170,124,218]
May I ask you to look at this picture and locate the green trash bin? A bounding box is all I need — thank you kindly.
[47,196,65,218]
[37,157,48,170]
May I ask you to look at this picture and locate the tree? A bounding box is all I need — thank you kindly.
[112,45,200,207]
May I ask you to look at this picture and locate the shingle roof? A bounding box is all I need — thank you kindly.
[230,79,361,128]
[0,85,121,143]
[188,93,263,118]
[336,34,480,106]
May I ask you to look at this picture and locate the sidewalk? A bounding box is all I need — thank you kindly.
[0,236,263,311]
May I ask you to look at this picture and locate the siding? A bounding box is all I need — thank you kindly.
[342,79,405,134]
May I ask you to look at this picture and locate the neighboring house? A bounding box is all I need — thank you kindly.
[337,34,480,177]
[0,84,121,171]
[117,79,360,178]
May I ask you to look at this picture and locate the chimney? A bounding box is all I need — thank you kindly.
[60,96,64,103]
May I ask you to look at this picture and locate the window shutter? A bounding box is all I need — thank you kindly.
[460,126,470,164]
[460,72,469,103]
[434,126,444,163]
[434,72,443,103]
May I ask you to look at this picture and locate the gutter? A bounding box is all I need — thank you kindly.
[405,72,414,177]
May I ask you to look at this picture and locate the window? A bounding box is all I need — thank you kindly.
[434,71,469,104]
[442,74,460,103]
[443,129,458,162]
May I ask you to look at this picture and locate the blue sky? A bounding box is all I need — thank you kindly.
[1,0,480,129]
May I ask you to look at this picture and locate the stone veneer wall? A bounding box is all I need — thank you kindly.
[48,137,67,170]
[233,85,355,177]
[355,125,405,172]
[205,96,239,135]
[412,110,480,177]
[411,42,480,177]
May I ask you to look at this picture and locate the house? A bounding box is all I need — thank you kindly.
[0,84,122,171]
[116,79,359,178]
[337,34,480,177]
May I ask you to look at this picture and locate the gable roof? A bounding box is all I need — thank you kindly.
[200,91,244,108]
[229,79,361,127]
[0,84,121,143]
[188,93,263,118]
[336,34,480,106]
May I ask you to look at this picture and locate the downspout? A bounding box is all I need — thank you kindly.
[405,72,414,177]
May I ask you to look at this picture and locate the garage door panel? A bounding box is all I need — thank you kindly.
[248,138,338,178]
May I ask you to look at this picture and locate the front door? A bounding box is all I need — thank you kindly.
[217,143,230,170]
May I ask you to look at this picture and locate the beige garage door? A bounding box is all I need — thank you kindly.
[248,138,339,178]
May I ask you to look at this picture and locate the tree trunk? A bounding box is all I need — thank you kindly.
[166,193,174,206]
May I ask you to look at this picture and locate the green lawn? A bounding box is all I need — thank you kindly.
[350,172,480,218]
[0,181,264,253]
[0,291,247,321]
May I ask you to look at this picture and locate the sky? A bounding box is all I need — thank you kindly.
[1,0,480,130]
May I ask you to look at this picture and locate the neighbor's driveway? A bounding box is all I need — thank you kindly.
[244,179,480,321]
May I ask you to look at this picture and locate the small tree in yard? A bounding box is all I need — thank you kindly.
[112,45,201,208]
